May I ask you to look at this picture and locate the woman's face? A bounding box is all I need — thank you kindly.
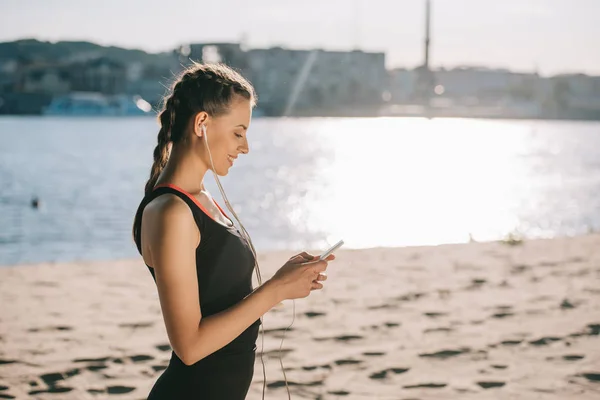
[200,96,252,176]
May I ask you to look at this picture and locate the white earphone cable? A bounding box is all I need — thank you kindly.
[202,124,294,400]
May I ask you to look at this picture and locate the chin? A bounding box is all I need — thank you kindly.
[216,167,230,177]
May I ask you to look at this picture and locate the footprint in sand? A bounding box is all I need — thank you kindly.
[267,379,323,388]
[466,278,487,290]
[155,343,171,352]
[334,359,363,366]
[403,382,447,389]
[40,369,80,387]
[87,386,136,395]
[423,312,448,318]
[73,357,110,363]
[362,352,385,357]
[491,312,514,319]
[304,311,326,318]
[29,387,73,395]
[498,339,523,347]
[301,364,332,371]
[87,365,108,372]
[368,322,400,331]
[107,386,136,394]
[477,381,506,389]
[257,348,294,358]
[367,303,399,310]
[264,327,295,337]
[327,390,350,396]
[369,368,409,380]
[579,373,600,382]
[129,354,154,363]
[118,322,154,329]
[395,292,427,302]
[510,264,530,274]
[562,354,585,361]
[419,348,470,359]
[313,335,363,342]
[28,326,72,332]
[424,327,453,333]
[0,359,17,365]
[529,336,561,346]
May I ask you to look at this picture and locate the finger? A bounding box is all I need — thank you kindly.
[298,251,316,260]
[311,260,328,274]
[288,254,305,263]
[323,254,336,261]
[290,252,316,263]
[310,281,323,290]
[314,273,327,282]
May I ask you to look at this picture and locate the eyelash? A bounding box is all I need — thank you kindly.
[234,133,243,138]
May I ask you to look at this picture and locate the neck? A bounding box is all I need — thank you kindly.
[155,141,209,194]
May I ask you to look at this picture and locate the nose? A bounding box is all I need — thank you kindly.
[239,137,249,155]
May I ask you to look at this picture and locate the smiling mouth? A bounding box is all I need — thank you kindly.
[227,155,236,165]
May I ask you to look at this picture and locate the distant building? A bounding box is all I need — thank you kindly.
[246,47,386,115]
[388,68,417,102]
[18,64,71,94]
[0,59,19,92]
[546,74,600,118]
[68,57,127,94]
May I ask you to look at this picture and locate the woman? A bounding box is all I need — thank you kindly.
[132,62,333,399]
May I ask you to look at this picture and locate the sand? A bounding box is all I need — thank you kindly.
[1,234,599,399]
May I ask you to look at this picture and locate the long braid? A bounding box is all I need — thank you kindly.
[144,100,173,194]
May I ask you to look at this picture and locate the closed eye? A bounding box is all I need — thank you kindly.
[234,133,243,138]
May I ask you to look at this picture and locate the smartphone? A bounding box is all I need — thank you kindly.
[319,240,344,260]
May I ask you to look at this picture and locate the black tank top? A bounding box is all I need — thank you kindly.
[132,183,261,364]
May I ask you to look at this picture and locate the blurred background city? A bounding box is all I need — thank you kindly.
[1,0,600,266]
[1,0,599,119]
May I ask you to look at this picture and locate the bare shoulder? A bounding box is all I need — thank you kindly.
[144,193,191,222]
[141,194,200,265]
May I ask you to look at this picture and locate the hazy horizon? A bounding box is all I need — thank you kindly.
[1,0,599,76]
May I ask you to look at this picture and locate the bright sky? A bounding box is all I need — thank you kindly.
[1,0,599,76]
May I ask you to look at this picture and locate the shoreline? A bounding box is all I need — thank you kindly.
[0,233,599,399]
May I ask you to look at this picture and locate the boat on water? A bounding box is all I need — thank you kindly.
[43,92,153,116]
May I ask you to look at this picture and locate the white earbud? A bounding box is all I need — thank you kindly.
[201,124,206,136]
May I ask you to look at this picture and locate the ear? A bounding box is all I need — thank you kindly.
[193,112,209,137]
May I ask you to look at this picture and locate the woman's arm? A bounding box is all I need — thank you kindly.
[142,194,281,366]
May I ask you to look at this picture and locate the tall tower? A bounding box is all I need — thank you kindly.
[424,0,431,69]
[414,0,435,105]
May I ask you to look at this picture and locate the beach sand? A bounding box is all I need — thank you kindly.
[1,234,599,399]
